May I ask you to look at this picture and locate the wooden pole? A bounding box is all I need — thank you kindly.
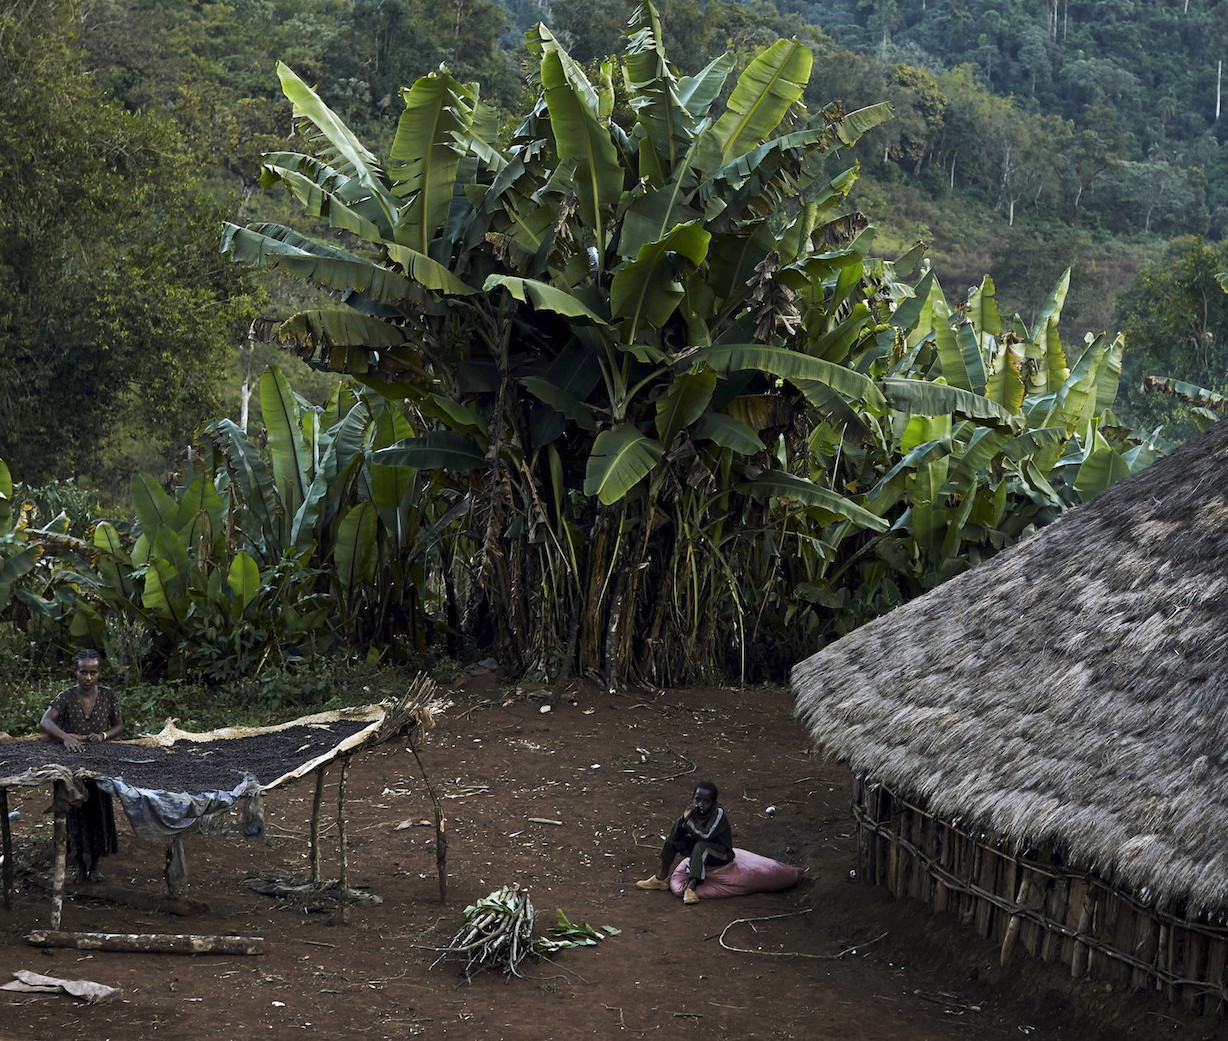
[50,784,68,931]
[1,787,13,911]
[409,739,447,904]
[335,756,350,926]
[28,930,265,955]
[1000,872,1034,965]
[310,767,325,883]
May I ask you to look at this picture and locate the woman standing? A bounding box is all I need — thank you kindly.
[40,649,123,883]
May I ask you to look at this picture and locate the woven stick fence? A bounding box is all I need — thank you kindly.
[854,780,1228,1015]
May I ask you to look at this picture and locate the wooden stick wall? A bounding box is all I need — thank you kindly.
[853,780,1228,1014]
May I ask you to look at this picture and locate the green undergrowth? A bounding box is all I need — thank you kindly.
[0,653,439,739]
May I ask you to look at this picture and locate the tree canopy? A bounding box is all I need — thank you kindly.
[0,0,257,495]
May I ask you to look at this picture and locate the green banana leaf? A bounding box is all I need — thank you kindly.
[696,39,812,172]
[389,70,472,253]
[541,49,623,242]
[374,431,487,471]
[610,222,711,336]
[692,412,765,454]
[833,102,895,146]
[483,276,609,323]
[693,344,886,410]
[276,63,397,229]
[227,551,261,612]
[676,53,736,119]
[0,546,38,587]
[333,502,379,597]
[520,377,598,431]
[881,378,1019,430]
[584,425,666,504]
[655,369,717,444]
[223,223,416,305]
[1073,446,1133,502]
[261,367,310,527]
[622,3,693,175]
[92,521,137,603]
[276,311,406,353]
[739,472,889,531]
[259,156,383,242]
[0,458,11,534]
[131,472,180,535]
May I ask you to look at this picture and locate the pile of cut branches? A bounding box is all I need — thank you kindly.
[432,884,537,979]
[432,886,620,980]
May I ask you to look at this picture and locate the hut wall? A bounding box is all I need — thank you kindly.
[852,780,1228,1014]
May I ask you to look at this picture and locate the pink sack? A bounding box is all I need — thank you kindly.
[668,848,804,899]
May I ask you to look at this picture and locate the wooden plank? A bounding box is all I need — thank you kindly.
[310,767,326,883]
[907,810,926,902]
[1020,874,1045,957]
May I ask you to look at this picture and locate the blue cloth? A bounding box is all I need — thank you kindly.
[93,774,264,842]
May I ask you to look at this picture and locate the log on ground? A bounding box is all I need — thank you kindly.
[27,931,265,955]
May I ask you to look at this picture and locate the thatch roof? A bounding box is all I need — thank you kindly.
[792,420,1228,915]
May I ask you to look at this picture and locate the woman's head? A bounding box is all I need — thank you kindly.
[72,649,101,687]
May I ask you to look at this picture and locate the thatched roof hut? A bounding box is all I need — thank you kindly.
[792,420,1228,1006]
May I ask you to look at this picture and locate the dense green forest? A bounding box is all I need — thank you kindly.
[0,0,1221,711]
[3,0,1225,494]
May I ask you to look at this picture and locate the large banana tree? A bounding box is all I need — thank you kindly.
[223,5,1150,686]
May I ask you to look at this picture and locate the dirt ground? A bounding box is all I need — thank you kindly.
[2,678,1226,1041]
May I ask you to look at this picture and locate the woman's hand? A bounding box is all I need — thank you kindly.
[62,735,84,753]
[84,732,107,743]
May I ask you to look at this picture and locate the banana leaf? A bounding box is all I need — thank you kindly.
[610,222,710,336]
[738,472,889,531]
[389,70,473,253]
[484,276,609,323]
[881,378,1019,430]
[374,431,487,471]
[694,39,812,173]
[655,369,717,444]
[693,344,886,410]
[541,49,623,243]
[332,502,379,601]
[261,366,310,528]
[276,63,397,229]
[227,551,261,612]
[583,425,666,504]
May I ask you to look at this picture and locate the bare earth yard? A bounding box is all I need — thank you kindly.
[1,678,1223,1041]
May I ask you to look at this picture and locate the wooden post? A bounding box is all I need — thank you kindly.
[1071,891,1094,980]
[1000,872,1034,966]
[1,787,13,911]
[50,783,68,931]
[932,823,950,914]
[409,738,447,904]
[335,756,350,926]
[310,767,326,884]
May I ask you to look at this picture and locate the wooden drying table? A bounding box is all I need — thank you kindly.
[0,686,443,930]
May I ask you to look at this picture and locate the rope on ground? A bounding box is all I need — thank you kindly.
[715,909,887,960]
